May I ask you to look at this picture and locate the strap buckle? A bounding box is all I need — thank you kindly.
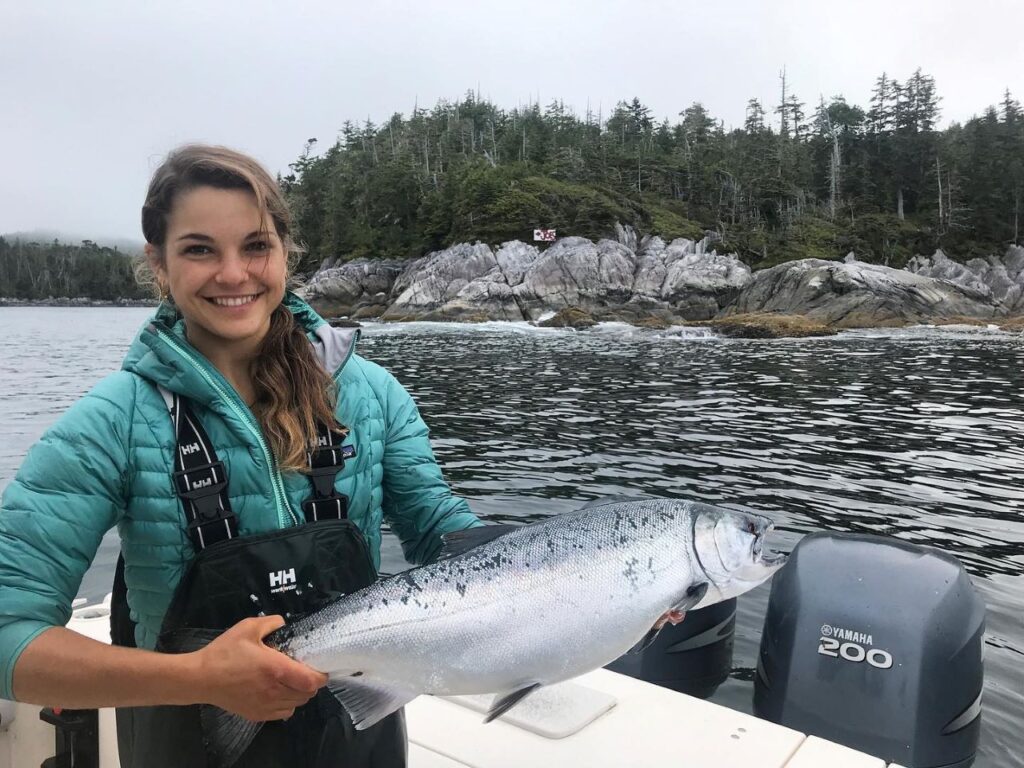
[172,460,227,498]
[302,441,353,522]
[301,493,349,522]
[307,443,356,471]
[173,461,230,524]
[307,464,342,499]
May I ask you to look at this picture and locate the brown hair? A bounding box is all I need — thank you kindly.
[141,144,339,472]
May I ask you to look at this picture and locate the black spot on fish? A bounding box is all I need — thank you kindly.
[351,671,363,677]
[400,572,424,592]
[456,583,467,597]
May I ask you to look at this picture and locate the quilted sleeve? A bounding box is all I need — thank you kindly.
[0,372,134,699]
[373,365,481,566]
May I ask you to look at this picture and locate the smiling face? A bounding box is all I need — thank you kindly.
[148,185,287,361]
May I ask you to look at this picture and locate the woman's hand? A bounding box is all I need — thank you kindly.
[193,615,328,722]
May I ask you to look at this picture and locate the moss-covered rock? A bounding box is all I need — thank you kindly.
[631,316,674,329]
[326,317,363,328]
[538,307,597,329]
[703,313,836,338]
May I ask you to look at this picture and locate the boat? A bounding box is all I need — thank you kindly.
[0,532,984,768]
[1,593,905,768]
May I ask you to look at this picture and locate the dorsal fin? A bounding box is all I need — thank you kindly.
[439,524,518,559]
[579,495,653,510]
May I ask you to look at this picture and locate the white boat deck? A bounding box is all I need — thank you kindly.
[0,602,909,768]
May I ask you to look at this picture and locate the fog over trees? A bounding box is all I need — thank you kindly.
[0,239,147,300]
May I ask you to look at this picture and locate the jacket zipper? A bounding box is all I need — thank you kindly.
[155,330,299,528]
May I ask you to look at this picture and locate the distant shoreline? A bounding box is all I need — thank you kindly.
[0,297,156,308]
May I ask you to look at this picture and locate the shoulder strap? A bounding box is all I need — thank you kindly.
[159,385,356,540]
[159,386,238,551]
[302,422,356,522]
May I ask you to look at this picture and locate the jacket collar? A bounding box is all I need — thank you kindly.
[122,292,358,408]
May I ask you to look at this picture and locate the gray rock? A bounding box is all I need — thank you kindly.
[907,246,1024,313]
[302,237,1019,328]
[493,240,540,286]
[514,237,636,320]
[726,258,1001,326]
[302,258,406,318]
[631,236,752,320]
[614,222,638,253]
[382,242,527,321]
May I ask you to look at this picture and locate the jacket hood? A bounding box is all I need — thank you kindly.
[121,291,358,408]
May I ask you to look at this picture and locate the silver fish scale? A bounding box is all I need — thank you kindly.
[277,499,710,695]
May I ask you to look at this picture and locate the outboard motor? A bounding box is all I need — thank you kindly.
[606,598,735,699]
[754,532,984,768]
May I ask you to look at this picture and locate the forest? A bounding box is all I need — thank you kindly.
[0,238,147,300]
[282,69,1023,272]
[3,69,1021,300]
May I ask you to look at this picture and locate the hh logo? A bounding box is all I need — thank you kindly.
[269,568,296,588]
[181,443,201,456]
[191,477,212,490]
[317,435,330,447]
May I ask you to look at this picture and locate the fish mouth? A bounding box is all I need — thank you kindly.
[753,522,788,567]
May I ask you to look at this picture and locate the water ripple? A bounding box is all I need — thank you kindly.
[1,310,1021,767]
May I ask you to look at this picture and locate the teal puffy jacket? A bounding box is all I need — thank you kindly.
[0,294,480,699]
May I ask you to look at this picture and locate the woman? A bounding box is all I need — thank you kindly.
[0,145,480,766]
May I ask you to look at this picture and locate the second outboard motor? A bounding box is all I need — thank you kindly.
[605,597,735,699]
[754,532,985,768]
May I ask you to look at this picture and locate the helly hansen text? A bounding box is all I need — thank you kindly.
[269,569,296,588]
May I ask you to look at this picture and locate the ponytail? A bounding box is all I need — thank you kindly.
[251,305,341,472]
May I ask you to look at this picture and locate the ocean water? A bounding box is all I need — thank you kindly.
[1,307,1021,767]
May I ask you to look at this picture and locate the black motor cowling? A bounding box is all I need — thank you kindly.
[605,597,735,699]
[754,532,985,768]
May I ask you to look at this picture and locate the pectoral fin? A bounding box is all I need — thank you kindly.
[628,625,663,655]
[326,678,418,730]
[627,582,710,655]
[484,682,542,722]
[672,581,708,613]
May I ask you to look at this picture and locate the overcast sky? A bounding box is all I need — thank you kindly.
[1,0,1021,241]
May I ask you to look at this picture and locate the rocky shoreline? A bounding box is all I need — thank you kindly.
[5,235,1022,338]
[0,297,156,308]
[303,228,1024,337]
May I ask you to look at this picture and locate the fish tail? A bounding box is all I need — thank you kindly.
[199,704,264,768]
[156,628,263,766]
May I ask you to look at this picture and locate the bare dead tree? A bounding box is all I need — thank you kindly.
[820,98,841,220]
